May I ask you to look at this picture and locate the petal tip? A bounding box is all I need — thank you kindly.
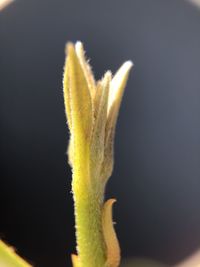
[65,42,74,54]
[121,60,134,73]
[75,41,84,53]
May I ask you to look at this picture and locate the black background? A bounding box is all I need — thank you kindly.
[1,0,200,266]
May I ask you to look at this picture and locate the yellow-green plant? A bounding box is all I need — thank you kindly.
[0,41,132,267]
[63,41,133,267]
[0,240,31,267]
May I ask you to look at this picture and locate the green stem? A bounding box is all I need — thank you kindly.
[74,192,106,267]
[72,143,106,267]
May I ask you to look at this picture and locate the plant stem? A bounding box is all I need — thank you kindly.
[72,143,106,267]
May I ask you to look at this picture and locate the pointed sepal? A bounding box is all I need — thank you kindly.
[63,43,93,142]
[102,199,120,267]
[101,61,133,183]
[71,254,80,267]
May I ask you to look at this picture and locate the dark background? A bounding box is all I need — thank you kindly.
[1,0,200,266]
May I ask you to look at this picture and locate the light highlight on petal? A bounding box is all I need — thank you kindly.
[108,61,133,115]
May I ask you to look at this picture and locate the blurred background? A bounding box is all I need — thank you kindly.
[1,0,200,266]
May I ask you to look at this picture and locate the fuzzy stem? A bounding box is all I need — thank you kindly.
[72,142,106,267]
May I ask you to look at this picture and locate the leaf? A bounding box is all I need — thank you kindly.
[67,135,74,167]
[0,240,32,267]
[102,199,120,267]
[90,72,111,179]
[107,61,133,115]
[64,43,93,142]
[101,61,133,183]
[71,254,80,267]
[75,42,96,100]
[63,53,73,131]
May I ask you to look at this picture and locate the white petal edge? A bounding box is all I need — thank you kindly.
[108,61,133,114]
